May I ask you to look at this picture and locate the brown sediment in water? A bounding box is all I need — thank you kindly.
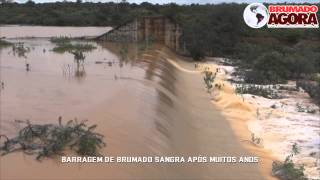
[184,60,278,180]
[1,40,272,179]
[0,25,112,38]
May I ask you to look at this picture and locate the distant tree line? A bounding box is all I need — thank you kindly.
[0,2,319,86]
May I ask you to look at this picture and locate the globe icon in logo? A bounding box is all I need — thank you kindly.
[243,3,269,28]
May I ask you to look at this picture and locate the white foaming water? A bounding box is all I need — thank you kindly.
[217,63,320,179]
[246,92,320,179]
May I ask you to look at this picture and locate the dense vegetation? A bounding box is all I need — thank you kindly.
[0,2,319,87]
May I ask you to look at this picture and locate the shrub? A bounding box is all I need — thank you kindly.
[251,133,261,145]
[71,50,86,62]
[272,143,306,180]
[0,39,12,48]
[203,70,215,93]
[12,42,30,58]
[235,84,282,99]
[297,80,320,105]
[52,43,96,53]
[249,52,289,84]
[0,117,106,160]
[50,36,71,44]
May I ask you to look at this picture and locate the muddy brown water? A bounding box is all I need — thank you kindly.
[0,27,264,180]
[0,25,111,38]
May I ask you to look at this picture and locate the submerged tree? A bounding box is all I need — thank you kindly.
[203,70,215,93]
[12,43,30,58]
[70,50,86,79]
[71,50,86,63]
[0,117,106,160]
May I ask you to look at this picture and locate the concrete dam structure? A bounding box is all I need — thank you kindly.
[97,16,187,54]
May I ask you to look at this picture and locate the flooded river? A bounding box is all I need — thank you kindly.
[211,63,320,179]
[0,25,112,38]
[0,26,266,179]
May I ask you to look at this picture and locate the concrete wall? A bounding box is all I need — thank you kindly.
[98,16,187,55]
[99,19,138,42]
[164,18,184,53]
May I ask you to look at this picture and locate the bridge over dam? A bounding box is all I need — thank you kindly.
[96,16,188,55]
